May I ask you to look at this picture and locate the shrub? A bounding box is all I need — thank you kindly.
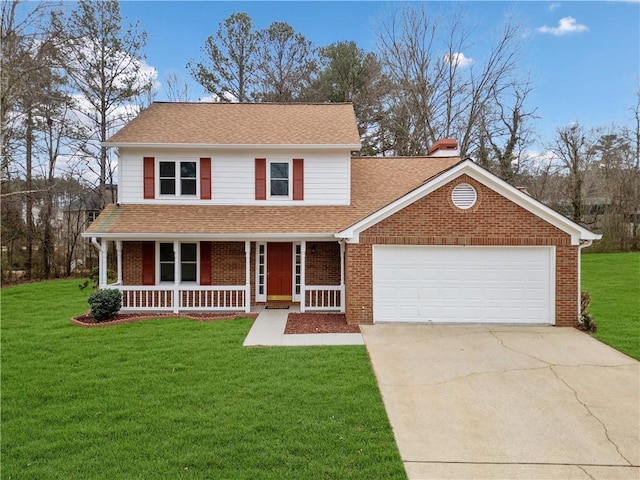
[88,289,122,322]
[578,291,597,332]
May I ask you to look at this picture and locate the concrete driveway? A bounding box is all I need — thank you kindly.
[361,325,640,480]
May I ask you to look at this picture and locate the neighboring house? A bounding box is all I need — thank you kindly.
[83,102,600,326]
[64,185,117,272]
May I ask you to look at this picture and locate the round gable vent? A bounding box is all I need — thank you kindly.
[451,183,477,209]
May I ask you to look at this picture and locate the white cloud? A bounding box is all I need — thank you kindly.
[536,16,589,36]
[198,91,238,103]
[444,52,474,68]
[549,3,561,11]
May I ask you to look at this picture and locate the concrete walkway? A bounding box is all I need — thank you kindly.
[243,305,364,347]
[362,324,640,480]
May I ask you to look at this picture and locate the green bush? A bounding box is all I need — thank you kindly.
[88,289,122,322]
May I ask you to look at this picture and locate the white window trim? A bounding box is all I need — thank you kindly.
[255,242,267,302]
[156,159,200,198]
[156,241,200,285]
[267,159,292,200]
[293,242,301,302]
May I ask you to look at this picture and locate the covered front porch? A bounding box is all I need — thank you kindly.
[92,237,345,314]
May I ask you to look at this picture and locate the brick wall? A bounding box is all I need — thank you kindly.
[122,241,143,285]
[210,241,246,285]
[306,242,341,286]
[345,175,579,326]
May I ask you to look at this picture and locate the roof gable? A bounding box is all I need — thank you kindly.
[337,159,601,245]
[106,102,361,148]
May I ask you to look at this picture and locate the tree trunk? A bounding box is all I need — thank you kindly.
[25,110,34,280]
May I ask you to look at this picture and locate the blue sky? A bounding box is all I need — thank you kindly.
[120,1,640,144]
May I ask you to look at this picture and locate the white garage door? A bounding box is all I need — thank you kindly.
[373,246,554,324]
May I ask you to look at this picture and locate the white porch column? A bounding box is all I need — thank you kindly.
[116,240,123,285]
[339,241,345,313]
[300,241,306,313]
[99,238,108,289]
[244,241,251,313]
[173,241,180,313]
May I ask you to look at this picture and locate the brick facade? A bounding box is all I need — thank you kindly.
[210,241,246,285]
[305,242,341,286]
[345,175,579,327]
[122,241,143,285]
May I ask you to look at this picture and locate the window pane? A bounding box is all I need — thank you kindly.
[160,179,175,195]
[270,162,288,179]
[160,263,174,282]
[159,162,175,177]
[271,179,288,196]
[181,179,196,195]
[160,243,174,262]
[181,243,197,262]
[181,162,196,178]
[181,263,196,282]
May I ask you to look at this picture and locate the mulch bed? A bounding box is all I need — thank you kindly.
[71,312,258,328]
[284,313,360,334]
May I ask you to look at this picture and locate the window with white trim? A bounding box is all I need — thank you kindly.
[256,242,266,301]
[269,161,290,197]
[294,244,301,296]
[159,242,198,283]
[159,161,197,196]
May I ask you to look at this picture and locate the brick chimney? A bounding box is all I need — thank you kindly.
[428,138,459,157]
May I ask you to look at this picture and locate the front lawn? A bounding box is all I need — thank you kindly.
[582,252,640,360]
[1,280,406,479]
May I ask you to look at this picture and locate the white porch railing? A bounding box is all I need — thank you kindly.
[111,284,247,312]
[305,285,343,311]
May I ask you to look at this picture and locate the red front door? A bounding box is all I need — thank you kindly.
[267,242,293,301]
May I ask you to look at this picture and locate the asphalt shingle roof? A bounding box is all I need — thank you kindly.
[106,102,362,146]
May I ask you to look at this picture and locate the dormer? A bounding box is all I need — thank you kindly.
[105,102,361,206]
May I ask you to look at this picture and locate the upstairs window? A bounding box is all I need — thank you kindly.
[159,161,196,196]
[270,161,289,197]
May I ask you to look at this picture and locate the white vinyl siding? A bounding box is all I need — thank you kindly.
[118,148,350,205]
[373,246,555,325]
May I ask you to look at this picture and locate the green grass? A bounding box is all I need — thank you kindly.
[1,280,406,479]
[582,252,640,360]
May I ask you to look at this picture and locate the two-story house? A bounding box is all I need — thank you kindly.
[83,102,600,326]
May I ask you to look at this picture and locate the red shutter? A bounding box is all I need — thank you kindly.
[141,241,155,285]
[293,158,304,200]
[200,157,211,200]
[255,158,266,200]
[200,241,212,285]
[143,157,155,199]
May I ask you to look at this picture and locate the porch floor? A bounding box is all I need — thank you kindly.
[243,305,364,347]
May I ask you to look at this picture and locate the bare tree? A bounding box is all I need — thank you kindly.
[256,21,317,102]
[377,5,522,157]
[164,72,193,102]
[474,79,537,183]
[55,0,154,207]
[188,12,258,102]
[550,123,599,225]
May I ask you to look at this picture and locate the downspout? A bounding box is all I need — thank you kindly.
[577,239,593,322]
[91,237,102,290]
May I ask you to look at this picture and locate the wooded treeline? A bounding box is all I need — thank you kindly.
[2,1,638,282]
